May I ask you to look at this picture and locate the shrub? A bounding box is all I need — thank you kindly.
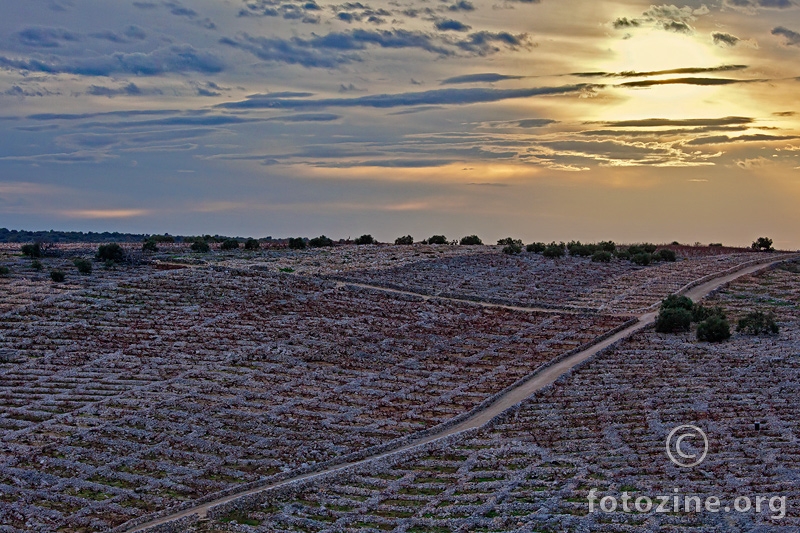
[569,243,597,257]
[542,242,565,258]
[395,235,414,245]
[103,259,116,270]
[631,252,651,266]
[751,237,774,252]
[615,249,631,260]
[460,235,483,246]
[308,235,334,248]
[661,294,694,311]
[0,265,9,276]
[73,258,92,275]
[96,243,125,263]
[657,249,677,262]
[598,241,616,252]
[691,304,725,323]
[244,238,260,250]
[502,240,523,255]
[150,234,175,243]
[50,270,65,282]
[526,242,546,253]
[627,245,644,256]
[655,308,692,333]
[737,311,779,335]
[591,250,612,263]
[31,260,43,271]
[21,243,42,258]
[287,238,306,250]
[355,234,375,245]
[426,235,448,245]
[142,240,158,253]
[697,315,731,342]
[191,240,211,253]
[709,242,723,247]
[221,239,240,250]
[497,237,521,246]
[642,243,657,254]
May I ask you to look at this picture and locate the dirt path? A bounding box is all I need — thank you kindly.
[123,256,795,532]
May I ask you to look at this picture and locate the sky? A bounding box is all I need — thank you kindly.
[1,0,799,247]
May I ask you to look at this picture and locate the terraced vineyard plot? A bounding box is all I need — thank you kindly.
[334,251,765,313]
[202,265,800,532]
[0,267,629,532]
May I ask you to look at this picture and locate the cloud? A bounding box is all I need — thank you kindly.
[164,1,197,18]
[712,32,740,46]
[613,17,640,29]
[612,4,709,33]
[772,26,800,46]
[435,19,472,32]
[736,156,773,169]
[455,31,531,54]
[0,45,224,76]
[603,117,753,127]
[724,0,796,12]
[86,83,160,98]
[573,65,748,78]
[686,134,799,145]
[217,83,592,109]
[15,27,79,47]
[448,0,475,11]
[90,26,148,43]
[516,118,557,128]
[441,73,524,84]
[618,77,752,88]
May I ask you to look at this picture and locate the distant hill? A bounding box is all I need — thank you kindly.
[0,228,150,244]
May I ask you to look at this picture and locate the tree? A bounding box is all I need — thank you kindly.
[191,240,210,253]
[661,294,694,311]
[426,235,448,245]
[50,270,65,282]
[542,242,565,258]
[308,235,334,248]
[526,242,546,254]
[287,238,306,250]
[691,304,725,323]
[655,308,692,333]
[460,235,483,245]
[598,241,616,252]
[737,311,779,335]
[697,315,731,342]
[354,234,375,245]
[631,253,651,266]
[751,237,774,252]
[221,239,240,250]
[657,249,677,262]
[142,239,158,253]
[97,243,126,263]
[73,258,92,275]
[395,235,414,245]
[21,243,42,258]
[244,238,260,250]
[502,241,522,255]
[591,250,612,263]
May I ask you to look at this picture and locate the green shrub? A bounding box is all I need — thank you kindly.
[73,258,92,275]
[502,240,523,255]
[691,304,725,323]
[21,243,43,258]
[96,243,125,263]
[355,234,375,245]
[697,315,731,342]
[142,240,158,253]
[221,239,240,250]
[287,238,306,250]
[104,259,116,270]
[0,265,9,276]
[737,311,779,335]
[657,249,677,262]
[31,260,43,271]
[569,243,597,257]
[642,243,657,254]
[526,242,546,253]
[591,250,612,263]
[308,235,334,248]
[50,270,65,282]
[598,241,616,252]
[426,235,448,245]
[631,253,651,266]
[615,249,631,260]
[751,237,774,252]
[661,294,694,311]
[542,242,565,258]
[395,235,414,245]
[460,235,483,246]
[627,245,644,256]
[244,238,260,250]
[655,308,692,333]
[191,240,211,253]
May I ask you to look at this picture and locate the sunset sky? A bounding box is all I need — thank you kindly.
[1,0,799,247]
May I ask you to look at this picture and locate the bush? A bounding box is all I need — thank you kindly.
[657,249,677,262]
[737,311,779,335]
[751,237,774,252]
[502,242,523,255]
[0,265,9,276]
[569,243,597,257]
[355,234,375,245]
[542,242,566,258]
[191,240,211,253]
[697,315,731,342]
[460,235,483,246]
[426,235,447,245]
[50,270,65,282]
[395,235,414,245]
[96,243,125,263]
[21,243,42,258]
[655,308,692,333]
[661,294,694,311]
[691,304,725,323]
[150,234,175,243]
[308,235,334,248]
[142,239,158,253]
[73,258,92,275]
[631,253,651,266]
[642,243,658,254]
[591,250,612,263]
[615,249,631,260]
[221,239,240,250]
[598,241,616,252]
[526,242,546,253]
[244,238,260,250]
[31,260,43,271]
[103,259,116,270]
[287,238,306,250]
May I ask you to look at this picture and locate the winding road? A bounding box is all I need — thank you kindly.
[123,255,796,532]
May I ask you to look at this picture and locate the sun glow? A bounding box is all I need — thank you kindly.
[608,30,721,74]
